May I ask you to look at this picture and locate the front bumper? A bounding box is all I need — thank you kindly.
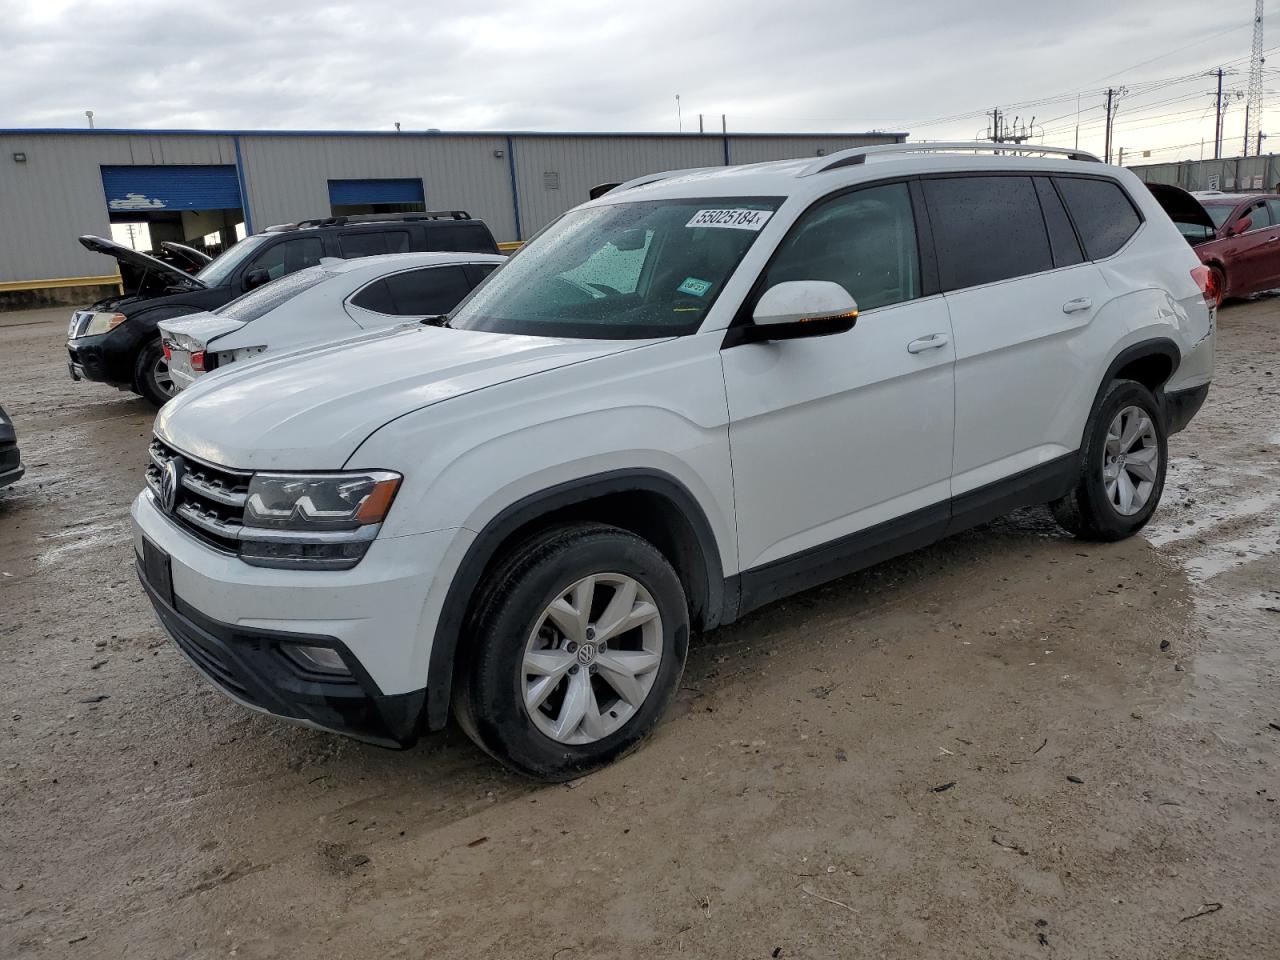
[137,558,425,747]
[66,329,135,387]
[131,490,462,745]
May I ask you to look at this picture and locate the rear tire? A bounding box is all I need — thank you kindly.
[133,338,177,408]
[454,523,689,781]
[1050,379,1167,541]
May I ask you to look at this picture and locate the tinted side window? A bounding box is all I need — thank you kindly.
[1034,178,1085,267]
[349,278,396,313]
[1054,177,1142,260]
[381,266,472,316]
[1266,199,1280,225]
[1241,200,1271,231]
[249,237,324,281]
[465,262,499,285]
[763,182,920,310]
[429,223,497,253]
[338,230,411,258]
[923,176,1053,290]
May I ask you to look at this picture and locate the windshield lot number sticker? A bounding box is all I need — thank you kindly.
[686,208,773,231]
[678,277,712,296]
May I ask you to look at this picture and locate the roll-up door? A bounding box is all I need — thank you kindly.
[328,178,425,206]
[100,165,242,211]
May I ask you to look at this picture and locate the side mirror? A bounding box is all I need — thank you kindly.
[611,229,647,252]
[243,267,271,291]
[736,281,858,344]
[1230,215,1253,236]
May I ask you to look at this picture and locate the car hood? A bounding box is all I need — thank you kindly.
[158,311,246,350]
[155,325,649,470]
[79,234,206,294]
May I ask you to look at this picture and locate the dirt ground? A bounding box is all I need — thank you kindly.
[1,301,1277,960]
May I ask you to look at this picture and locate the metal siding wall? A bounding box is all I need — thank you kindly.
[1129,154,1280,193]
[0,133,233,283]
[238,135,517,241]
[510,136,725,236]
[725,134,902,165]
[0,130,905,284]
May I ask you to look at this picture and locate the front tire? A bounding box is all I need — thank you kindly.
[1050,379,1167,541]
[454,523,689,780]
[133,338,177,408]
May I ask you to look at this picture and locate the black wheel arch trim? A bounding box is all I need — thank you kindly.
[424,468,729,731]
[1088,338,1181,431]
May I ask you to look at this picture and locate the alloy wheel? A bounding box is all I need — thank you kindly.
[150,353,176,399]
[1102,405,1159,516]
[522,573,663,745]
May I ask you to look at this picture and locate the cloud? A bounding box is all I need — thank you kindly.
[0,0,1259,160]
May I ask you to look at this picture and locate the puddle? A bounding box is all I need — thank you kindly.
[1146,487,1280,547]
[1181,520,1280,582]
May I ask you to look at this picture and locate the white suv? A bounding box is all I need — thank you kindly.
[131,143,1215,780]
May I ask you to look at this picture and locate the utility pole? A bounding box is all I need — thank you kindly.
[1104,88,1115,163]
[698,114,704,134]
[1243,101,1251,156]
[1213,67,1225,160]
[1117,146,1125,167]
[675,94,682,133]
[721,114,726,134]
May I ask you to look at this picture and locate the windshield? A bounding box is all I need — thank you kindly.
[217,266,335,323]
[195,234,272,286]
[448,196,783,339]
[1202,203,1235,228]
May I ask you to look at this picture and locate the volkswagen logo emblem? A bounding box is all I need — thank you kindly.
[576,642,597,665]
[160,456,184,515]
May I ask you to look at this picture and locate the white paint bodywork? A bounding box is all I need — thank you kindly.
[137,149,1215,699]
[158,252,506,391]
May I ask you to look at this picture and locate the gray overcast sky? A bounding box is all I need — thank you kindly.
[0,0,1271,162]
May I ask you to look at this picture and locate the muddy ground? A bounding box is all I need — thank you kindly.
[1,301,1277,960]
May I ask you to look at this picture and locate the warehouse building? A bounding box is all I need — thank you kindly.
[0,127,905,306]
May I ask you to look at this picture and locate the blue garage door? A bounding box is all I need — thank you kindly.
[328,178,425,206]
[101,165,242,212]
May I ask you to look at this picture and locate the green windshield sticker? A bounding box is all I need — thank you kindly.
[678,277,712,297]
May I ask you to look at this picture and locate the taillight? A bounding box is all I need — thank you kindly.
[1191,264,1219,305]
[190,351,205,372]
[162,342,171,361]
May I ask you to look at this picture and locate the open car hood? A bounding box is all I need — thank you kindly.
[78,234,206,294]
[160,240,213,271]
[1145,183,1217,232]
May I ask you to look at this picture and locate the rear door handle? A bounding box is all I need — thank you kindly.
[1062,297,1093,314]
[907,333,950,354]
[1268,236,1279,243]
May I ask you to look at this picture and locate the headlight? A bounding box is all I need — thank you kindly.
[239,470,400,570]
[84,312,126,336]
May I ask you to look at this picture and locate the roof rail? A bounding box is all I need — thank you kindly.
[601,167,720,196]
[268,210,474,231]
[798,142,1101,176]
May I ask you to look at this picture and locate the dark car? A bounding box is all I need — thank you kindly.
[0,405,23,489]
[66,211,500,406]
[1148,184,1280,307]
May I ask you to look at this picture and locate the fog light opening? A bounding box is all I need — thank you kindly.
[283,643,351,676]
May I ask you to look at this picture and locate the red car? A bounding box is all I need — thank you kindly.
[1149,185,1280,306]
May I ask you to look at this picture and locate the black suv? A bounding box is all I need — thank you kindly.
[66,212,500,406]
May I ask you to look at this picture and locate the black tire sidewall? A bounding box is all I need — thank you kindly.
[1078,380,1168,538]
[464,527,689,780]
[133,338,172,408]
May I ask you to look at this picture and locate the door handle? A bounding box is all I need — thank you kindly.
[1267,236,1279,243]
[1062,297,1093,314]
[907,333,949,354]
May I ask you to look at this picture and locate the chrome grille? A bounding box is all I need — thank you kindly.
[146,437,251,552]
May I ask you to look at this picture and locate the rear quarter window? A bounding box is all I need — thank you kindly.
[338,231,411,258]
[428,223,497,253]
[218,268,332,323]
[1054,177,1142,260]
